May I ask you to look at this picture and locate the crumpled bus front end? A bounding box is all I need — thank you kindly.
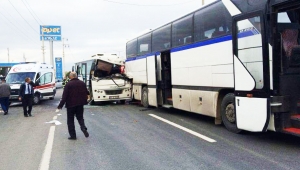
[91,75,132,103]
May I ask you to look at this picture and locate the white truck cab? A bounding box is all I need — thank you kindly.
[6,62,56,104]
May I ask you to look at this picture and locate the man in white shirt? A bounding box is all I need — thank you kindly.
[19,77,35,117]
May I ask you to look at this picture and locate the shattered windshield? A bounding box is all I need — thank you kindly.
[6,72,36,84]
[93,60,122,78]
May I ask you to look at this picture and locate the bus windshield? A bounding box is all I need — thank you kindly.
[6,72,36,84]
[94,60,122,78]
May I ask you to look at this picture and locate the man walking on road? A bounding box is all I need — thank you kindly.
[57,72,90,140]
[19,77,35,117]
[0,79,11,115]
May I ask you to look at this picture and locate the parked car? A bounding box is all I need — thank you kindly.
[55,79,63,89]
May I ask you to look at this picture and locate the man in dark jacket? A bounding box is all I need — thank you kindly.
[0,79,11,115]
[19,77,35,117]
[57,72,89,140]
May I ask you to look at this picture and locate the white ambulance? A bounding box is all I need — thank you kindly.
[6,62,56,104]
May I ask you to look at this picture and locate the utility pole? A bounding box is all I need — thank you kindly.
[50,40,54,66]
[7,48,9,63]
[41,26,45,63]
[62,38,69,74]
[23,53,26,62]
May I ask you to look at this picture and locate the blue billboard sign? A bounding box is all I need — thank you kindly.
[40,36,62,41]
[55,57,63,80]
[40,25,61,35]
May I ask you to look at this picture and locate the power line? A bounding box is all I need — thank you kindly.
[0,10,40,45]
[0,4,40,44]
[102,0,198,6]
[7,0,39,34]
[23,0,44,25]
[21,0,41,25]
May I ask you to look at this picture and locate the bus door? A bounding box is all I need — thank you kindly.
[77,63,87,84]
[160,51,172,107]
[232,11,271,132]
[147,54,159,107]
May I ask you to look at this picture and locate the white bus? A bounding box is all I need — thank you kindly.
[74,53,132,104]
[125,0,300,136]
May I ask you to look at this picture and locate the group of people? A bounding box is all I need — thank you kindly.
[0,71,90,140]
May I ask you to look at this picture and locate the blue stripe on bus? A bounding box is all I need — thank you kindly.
[171,35,232,53]
[126,30,257,62]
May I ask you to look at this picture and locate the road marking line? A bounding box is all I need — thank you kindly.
[39,126,55,170]
[53,116,57,120]
[149,114,216,143]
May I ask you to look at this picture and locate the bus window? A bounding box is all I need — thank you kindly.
[152,24,171,52]
[126,39,137,58]
[278,12,291,23]
[249,16,262,33]
[172,14,193,47]
[194,1,232,42]
[138,33,151,56]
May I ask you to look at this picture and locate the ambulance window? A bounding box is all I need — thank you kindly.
[44,73,52,84]
[39,72,52,85]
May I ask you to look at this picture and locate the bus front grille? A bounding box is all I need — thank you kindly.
[105,90,123,95]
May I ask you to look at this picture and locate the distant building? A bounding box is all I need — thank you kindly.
[0,62,19,77]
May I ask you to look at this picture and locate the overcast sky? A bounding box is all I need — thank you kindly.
[0,0,216,70]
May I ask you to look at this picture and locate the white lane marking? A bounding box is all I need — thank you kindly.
[39,126,56,170]
[53,116,57,120]
[149,114,216,143]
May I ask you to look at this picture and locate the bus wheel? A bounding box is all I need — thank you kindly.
[221,93,241,133]
[33,94,40,105]
[141,87,149,108]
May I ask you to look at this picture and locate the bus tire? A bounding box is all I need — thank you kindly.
[33,94,40,105]
[221,93,241,133]
[141,87,149,108]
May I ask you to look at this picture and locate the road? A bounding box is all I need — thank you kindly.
[0,89,300,170]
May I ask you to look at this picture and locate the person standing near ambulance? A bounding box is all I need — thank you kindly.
[19,77,35,117]
[0,79,11,115]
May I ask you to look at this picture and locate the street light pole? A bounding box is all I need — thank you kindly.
[202,0,205,5]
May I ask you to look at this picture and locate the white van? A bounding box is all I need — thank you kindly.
[6,62,56,104]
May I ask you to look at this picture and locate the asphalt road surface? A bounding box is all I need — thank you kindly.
[0,89,300,170]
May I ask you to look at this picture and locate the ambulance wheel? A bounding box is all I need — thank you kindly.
[141,87,149,108]
[221,93,241,133]
[33,94,40,105]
